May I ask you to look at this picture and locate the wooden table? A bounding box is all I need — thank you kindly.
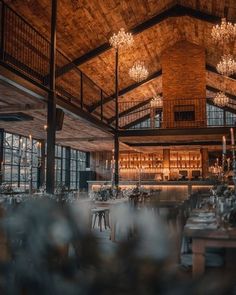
[184,220,236,276]
[93,198,129,242]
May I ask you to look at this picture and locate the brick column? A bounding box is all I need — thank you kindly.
[161,41,206,128]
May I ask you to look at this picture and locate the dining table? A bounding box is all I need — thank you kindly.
[184,209,236,276]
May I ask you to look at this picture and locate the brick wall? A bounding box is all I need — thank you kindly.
[161,41,206,128]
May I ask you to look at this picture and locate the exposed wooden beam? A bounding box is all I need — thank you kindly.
[0,103,45,113]
[206,85,236,101]
[122,113,150,129]
[108,98,153,124]
[206,64,236,80]
[118,127,230,137]
[107,97,236,129]
[57,94,115,134]
[52,4,220,79]
[89,70,162,112]
[56,136,113,142]
[118,98,236,130]
[90,65,236,114]
[126,141,225,147]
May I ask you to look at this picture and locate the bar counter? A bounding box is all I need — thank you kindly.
[87,180,216,201]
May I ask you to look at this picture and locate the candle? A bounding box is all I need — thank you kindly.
[222,136,226,154]
[227,158,231,170]
[29,135,33,152]
[19,138,23,156]
[105,160,108,169]
[231,128,235,146]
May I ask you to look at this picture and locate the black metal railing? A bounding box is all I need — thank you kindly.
[0,0,112,124]
[119,99,236,129]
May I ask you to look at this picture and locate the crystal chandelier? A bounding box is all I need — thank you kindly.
[109,28,134,49]
[211,18,236,43]
[216,54,236,76]
[129,61,149,82]
[213,92,229,107]
[150,95,163,108]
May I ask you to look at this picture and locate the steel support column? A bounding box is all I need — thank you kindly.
[38,140,45,189]
[114,49,119,187]
[0,129,4,185]
[46,0,57,194]
[65,146,71,189]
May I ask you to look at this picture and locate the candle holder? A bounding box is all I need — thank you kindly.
[221,152,226,182]
[232,144,236,196]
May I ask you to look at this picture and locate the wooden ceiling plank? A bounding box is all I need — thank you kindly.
[126,140,224,147]
[52,4,220,79]
[206,64,236,80]
[56,136,113,142]
[0,103,45,113]
[108,97,154,124]
[92,66,236,119]
[89,69,162,112]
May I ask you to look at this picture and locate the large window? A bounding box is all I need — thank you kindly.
[1,132,88,191]
[70,149,86,190]
[207,104,236,126]
[3,132,41,190]
[130,112,162,129]
[54,145,67,188]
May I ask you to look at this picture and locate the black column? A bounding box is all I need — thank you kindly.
[223,109,226,126]
[114,49,119,187]
[0,129,4,185]
[65,147,71,189]
[46,0,57,194]
[86,152,90,169]
[38,140,45,188]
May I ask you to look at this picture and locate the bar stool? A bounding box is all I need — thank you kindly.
[91,208,110,232]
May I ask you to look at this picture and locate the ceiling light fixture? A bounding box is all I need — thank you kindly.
[216,54,236,76]
[129,61,149,82]
[109,28,134,50]
[211,18,236,43]
[150,95,163,108]
[213,92,229,107]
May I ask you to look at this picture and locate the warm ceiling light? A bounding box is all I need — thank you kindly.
[129,61,148,82]
[109,28,134,49]
[150,95,163,108]
[213,92,229,107]
[211,18,236,43]
[216,54,236,76]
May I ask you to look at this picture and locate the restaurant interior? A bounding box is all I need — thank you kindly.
[0,0,236,293]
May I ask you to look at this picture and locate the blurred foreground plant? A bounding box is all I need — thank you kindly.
[0,199,234,294]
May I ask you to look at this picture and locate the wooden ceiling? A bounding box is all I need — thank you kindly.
[1,0,236,152]
[5,0,236,59]
[4,0,236,118]
[0,80,119,151]
[6,0,177,59]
